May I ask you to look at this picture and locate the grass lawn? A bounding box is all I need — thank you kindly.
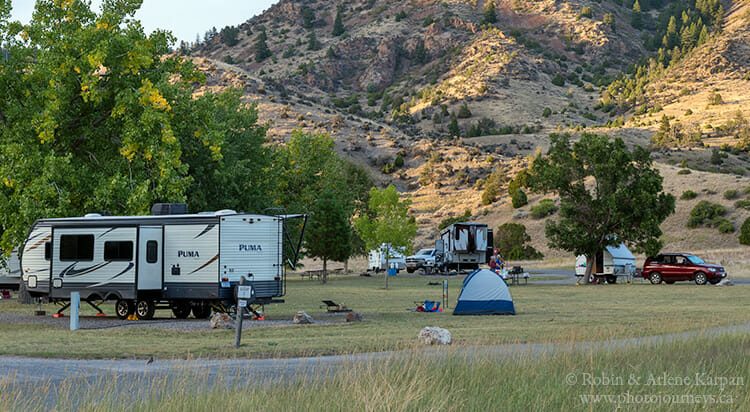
[0,273,748,359]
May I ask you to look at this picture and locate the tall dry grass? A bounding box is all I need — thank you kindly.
[1,332,747,411]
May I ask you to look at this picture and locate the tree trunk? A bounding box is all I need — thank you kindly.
[582,255,595,285]
[18,277,33,304]
[344,259,349,275]
[384,252,389,290]
[322,258,328,284]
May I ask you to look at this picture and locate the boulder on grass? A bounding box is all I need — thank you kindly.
[293,311,314,324]
[209,313,234,329]
[345,311,363,322]
[715,279,734,287]
[418,326,451,345]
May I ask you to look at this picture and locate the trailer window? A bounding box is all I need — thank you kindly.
[45,242,51,261]
[104,241,133,261]
[146,240,158,263]
[60,235,94,261]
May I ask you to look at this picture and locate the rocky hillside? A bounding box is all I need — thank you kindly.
[189,0,750,263]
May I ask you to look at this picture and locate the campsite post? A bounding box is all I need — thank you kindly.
[70,292,80,331]
[443,280,448,309]
[235,278,255,348]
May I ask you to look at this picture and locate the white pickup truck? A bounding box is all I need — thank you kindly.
[405,248,437,273]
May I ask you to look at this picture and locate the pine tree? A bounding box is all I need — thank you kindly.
[254,27,271,62]
[332,9,345,36]
[307,31,321,51]
[481,1,497,25]
[631,0,643,29]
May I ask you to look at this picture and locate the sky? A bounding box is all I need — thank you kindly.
[9,0,278,45]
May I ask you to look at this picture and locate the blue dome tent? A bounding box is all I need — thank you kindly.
[453,269,516,315]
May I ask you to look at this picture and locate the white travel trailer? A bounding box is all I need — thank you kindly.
[434,222,492,274]
[575,243,636,284]
[368,244,406,272]
[0,249,21,290]
[20,205,305,319]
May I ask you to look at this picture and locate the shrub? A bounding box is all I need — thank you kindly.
[542,107,552,118]
[717,219,734,233]
[724,189,739,199]
[494,223,543,260]
[530,199,558,218]
[457,102,472,118]
[734,200,750,210]
[482,183,499,205]
[551,72,565,87]
[579,6,593,18]
[394,155,404,168]
[680,190,698,200]
[677,169,692,175]
[507,169,529,196]
[687,200,726,228]
[511,189,528,208]
[740,217,750,245]
[708,90,724,106]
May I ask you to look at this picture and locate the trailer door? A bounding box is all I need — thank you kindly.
[138,226,163,290]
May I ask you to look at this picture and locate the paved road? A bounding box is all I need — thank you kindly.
[2,323,748,409]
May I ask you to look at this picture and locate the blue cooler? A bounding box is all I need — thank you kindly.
[387,268,397,276]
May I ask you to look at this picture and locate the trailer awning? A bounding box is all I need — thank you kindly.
[605,244,635,266]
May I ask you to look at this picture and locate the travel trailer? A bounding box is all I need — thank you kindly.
[431,222,492,274]
[368,244,406,272]
[20,204,305,319]
[575,243,636,284]
[0,249,20,290]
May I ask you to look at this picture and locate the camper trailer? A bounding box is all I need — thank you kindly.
[368,244,406,272]
[432,222,492,274]
[0,249,21,290]
[575,244,636,284]
[20,205,305,319]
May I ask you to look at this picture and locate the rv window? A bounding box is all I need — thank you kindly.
[104,241,133,261]
[146,241,158,263]
[60,235,94,261]
[44,242,51,261]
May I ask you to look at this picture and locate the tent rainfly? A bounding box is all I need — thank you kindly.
[453,269,515,315]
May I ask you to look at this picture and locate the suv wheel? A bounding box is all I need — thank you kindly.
[694,271,708,285]
[649,272,662,285]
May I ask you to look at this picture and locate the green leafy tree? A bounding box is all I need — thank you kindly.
[481,1,497,25]
[354,185,417,289]
[528,133,675,284]
[494,223,542,260]
[304,190,351,283]
[0,0,258,251]
[332,8,345,36]
[275,130,371,265]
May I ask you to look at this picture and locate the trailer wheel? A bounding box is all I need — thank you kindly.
[192,301,212,319]
[135,300,155,320]
[115,299,134,319]
[605,275,617,284]
[171,301,191,319]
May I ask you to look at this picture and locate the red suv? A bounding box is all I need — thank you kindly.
[642,253,726,285]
